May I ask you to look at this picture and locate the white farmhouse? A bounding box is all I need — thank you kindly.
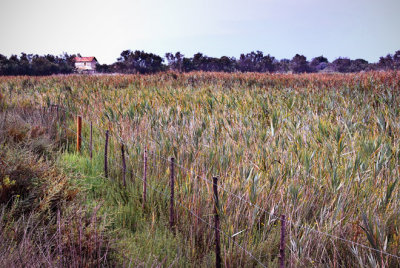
[74,57,98,74]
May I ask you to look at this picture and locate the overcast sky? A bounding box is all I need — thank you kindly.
[0,0,399,64]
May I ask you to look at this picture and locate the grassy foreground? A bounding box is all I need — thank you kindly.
[0,106,116,266]
[0,106,201,266]
[1,71,400,267]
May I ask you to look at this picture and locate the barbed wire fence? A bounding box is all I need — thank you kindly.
[55,108,269,267]
[50,104,400,267]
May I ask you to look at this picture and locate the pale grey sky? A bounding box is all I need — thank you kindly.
[0,0,399,64]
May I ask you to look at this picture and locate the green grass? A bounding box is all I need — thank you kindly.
[59,151,196,267]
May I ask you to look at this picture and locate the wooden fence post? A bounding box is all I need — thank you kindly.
[142,148,148,208]
[90,121,93,159]
[280,214,286,268]
[104,130,109,178]
[213,176,222,268]
[169,157,175,230]
[121,143,126,187]
[76,115,82,153]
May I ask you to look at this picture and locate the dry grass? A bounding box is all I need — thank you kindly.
[1,71,400,267]
[0,107,114,267]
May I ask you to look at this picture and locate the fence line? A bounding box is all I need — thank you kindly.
[58,120,268,267]
[54,104,400,263]
[57,122,330,268]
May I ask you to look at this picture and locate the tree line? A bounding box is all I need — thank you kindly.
[0,53,77,76]
[1,50,399,75]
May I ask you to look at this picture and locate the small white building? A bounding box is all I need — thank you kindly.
[74,57,98,74]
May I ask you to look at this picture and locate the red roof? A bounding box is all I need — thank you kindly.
[75,57,97,62]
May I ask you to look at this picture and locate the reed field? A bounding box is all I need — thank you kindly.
[1,71,400,267]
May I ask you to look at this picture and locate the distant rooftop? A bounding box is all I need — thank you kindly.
[75,57,97,62]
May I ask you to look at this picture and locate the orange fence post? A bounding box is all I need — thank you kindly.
[77,115,82,153]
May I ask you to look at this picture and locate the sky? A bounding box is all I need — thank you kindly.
[0,0,399,64]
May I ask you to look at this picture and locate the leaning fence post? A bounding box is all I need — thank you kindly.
[280,214,286,268]
[104,130,109,178]
[90,121,93,159]
[76,115,82,153]
[142,148,148,208]
[213,176,222,268]
[169,157,175,230]
[121,143,126,187]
